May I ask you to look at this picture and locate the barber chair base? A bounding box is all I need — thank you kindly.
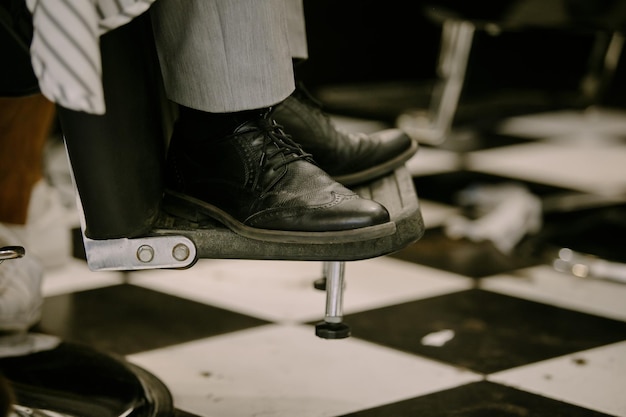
[0,337,174,417]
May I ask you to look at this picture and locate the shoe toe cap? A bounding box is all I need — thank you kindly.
[248,195,390,232]
[331,197,390,229]
[371,128,416,158]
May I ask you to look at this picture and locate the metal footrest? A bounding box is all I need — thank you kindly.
[82,234,197,271]
[153,166,424,262]
[81,166,423,268]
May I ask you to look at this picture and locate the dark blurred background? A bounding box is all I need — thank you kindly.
[296,0,626,125]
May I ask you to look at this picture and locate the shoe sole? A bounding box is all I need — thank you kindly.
[333,138,418,186]
[163,190,396,244]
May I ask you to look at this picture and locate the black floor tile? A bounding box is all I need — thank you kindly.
[338,381,615,416]
[35,284,270,356]
[174,409,202,417]
[403,170,608,277]
[391,227,539,277]
[339,289,626,374]
[534,203,626,264]
[413,171,575,207]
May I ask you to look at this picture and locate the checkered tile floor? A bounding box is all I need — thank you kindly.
[34,108,626,416]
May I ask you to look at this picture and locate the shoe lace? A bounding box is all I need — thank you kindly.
[229,113,314,193]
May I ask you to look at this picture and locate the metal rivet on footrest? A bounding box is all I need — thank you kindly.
[136,245,155,263]
[172,243,190,261]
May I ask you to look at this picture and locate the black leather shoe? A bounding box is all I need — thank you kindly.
[164,112,394,243]
[272,86,418,186]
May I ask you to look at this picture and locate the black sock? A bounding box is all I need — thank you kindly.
[176,105,267,141]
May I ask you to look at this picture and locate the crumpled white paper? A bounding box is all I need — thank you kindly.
[444,182,543,254]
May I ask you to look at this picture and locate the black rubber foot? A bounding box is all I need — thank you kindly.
[313,277,326,291]
[315,322,351,339]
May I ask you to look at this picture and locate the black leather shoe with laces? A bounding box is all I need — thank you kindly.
[164,111,394,243]
[272,85,418,186]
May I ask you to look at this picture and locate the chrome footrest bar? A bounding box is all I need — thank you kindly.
[83,234,197,271]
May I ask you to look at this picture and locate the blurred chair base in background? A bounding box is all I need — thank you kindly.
[397,0,626,145]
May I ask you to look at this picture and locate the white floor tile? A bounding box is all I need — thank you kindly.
[497,108,626,140]
[418,199,461,229]
[406,146,462,177]
[129,257,473,323]
[42,258,126,297]
[489,341,626,417]
[128,324,481,417]
[481,265,626,322]
[466,141,626,196]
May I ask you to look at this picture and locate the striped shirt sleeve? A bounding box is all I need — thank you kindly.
[26,0,155,114]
